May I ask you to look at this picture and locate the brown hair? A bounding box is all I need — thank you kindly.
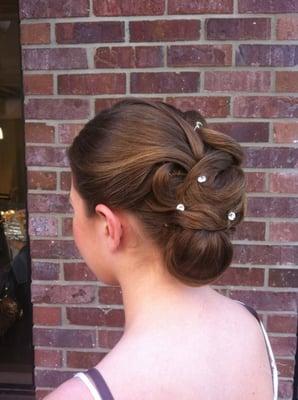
[68,97,247,286]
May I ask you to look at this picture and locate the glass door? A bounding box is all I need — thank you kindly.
[0,0,35,397]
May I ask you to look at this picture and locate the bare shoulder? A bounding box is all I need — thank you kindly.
[43,376,94,400]
[212,291,272,361]
[212,292,274,399]
[94,292,274,400]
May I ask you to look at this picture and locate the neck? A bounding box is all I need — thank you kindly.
[116,256,213,335]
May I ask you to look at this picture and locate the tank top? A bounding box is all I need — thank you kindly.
[73,301,278,400]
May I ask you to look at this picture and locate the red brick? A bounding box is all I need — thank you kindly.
[27,170,57,190]
[244,147,298,168]
[167,45,232,67]
[67,307,125,327]
[166,96,230,118]
[209,122,269,143]
[26,146,68,167]
[278,381,294,399]
[64,262,97,281]
[28,193,71,213]
[270,336,297,357]
[58,124,84,144]
[267,315,297,334]
[269,269,298,288]
[276,359,295,378]
[21,23,50,44]
[35,370,73,388]
[67,351,105,368]
[233,96,298,118]
[226,290,298,312]
[20,0,89,18]
[95,97,126,112]
[25,99,90,120]
[32,284,96,304]
[62,217,72,236]
[134,46,164,68]
[168,0,233,14]
[276,71,298,92]
[269,222,298,242]
[61,216,73,236]
[277,16,298,40]
[94,46,163,68]
[23,74,53,95]
[93,0,165,16]
[33,306,61,326]
[273,123,298,144]
[236,45,298,67]
[29,215,58,237]
[206,18,270,40]
[239,0,298,13]
[247,197,298,218]
[25,123,55,144]
[97,330,123,348]
[31,261,60,281]
[56,22,124,44]
[98,286,123,304]
[245,172,266,192]
[214,267,264,286]
[233,221,265,241]
[95,47,133,68]
[95,96,164,113]
[30,239,79,259]
[58,73,126,95]
[269,173,298,194]
[22,48,88,70]
[130,20,200,42]
[131,72,199,94]
[33,327,96,348]
[35,349,62,368]
[205,71,270,92]
[60,171,71,191]
[233,244,297,265]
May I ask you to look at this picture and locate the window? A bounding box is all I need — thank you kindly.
[0,1,34,397]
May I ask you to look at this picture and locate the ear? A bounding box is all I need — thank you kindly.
[94,204,123,251]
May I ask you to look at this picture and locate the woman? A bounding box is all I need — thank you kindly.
[45,98,278,400]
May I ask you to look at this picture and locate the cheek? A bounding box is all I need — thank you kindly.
[72,217,117,285]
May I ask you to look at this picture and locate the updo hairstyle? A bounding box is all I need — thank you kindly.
[68,98,247,286]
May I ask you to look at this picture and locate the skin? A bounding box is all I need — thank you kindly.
[44,183,274,400]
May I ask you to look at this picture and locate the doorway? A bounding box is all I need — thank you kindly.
[0,0,35,398]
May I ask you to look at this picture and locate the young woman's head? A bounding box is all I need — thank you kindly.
[68,98,246,287]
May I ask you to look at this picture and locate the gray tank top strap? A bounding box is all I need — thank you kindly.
[86,367,115,400]
[235,300,279,400]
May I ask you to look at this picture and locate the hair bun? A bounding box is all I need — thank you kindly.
[69,97,246,287]
[165,228,233,286]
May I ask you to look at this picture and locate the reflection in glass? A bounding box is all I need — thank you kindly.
[0,2,34,395]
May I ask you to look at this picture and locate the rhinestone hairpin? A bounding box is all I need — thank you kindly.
[194,121,203,130]
[228,211,236,221]
[197,175,207,183]
[176,203,185,211]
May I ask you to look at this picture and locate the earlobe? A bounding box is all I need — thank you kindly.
[106,217,123,252]
[95,204,123,252]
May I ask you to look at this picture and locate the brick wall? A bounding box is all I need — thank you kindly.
[19,1,297,399]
